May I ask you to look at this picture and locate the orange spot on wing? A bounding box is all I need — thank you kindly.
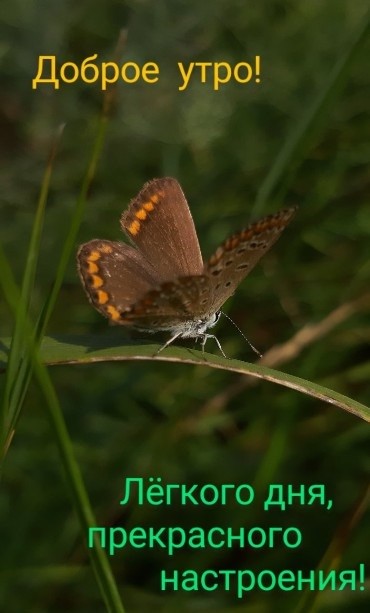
[143,201,155,212]
[88,250,101,262]
[87,261,99,273]
[91,275,103,288]
[99,244,113,254]
[128,219,141,235]
[97,290,109,304]
[107,305,121,321]
[136,208,147,220]
[225,237,239,250]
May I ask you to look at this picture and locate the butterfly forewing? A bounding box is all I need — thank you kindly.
[205,207,297,313]
[121,177,203,282]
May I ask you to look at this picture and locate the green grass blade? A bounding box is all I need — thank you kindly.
[30,349,125,613]
[1,335,366,423]
[254,9,370,214]
[37,114,109,337]
[293,485,370,613]
[0,244,22,450]
[0,245,125,611]
[2,106,109,457]
[0,94,124,610]
[1,130,61,426]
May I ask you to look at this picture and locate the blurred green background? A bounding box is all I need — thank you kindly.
[1,1,369,611]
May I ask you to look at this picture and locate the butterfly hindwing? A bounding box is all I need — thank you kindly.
[77,240,159,323]
[205,207,297,313]
[120,275,212,331]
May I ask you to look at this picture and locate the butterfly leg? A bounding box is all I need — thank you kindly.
[153,331,183,357]
[201,334,227,359]
[153,332,227,359]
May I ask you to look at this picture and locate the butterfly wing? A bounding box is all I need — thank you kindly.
[120,275,212,331]
[121,177,203,281]
[77,239,160,323]
[205,207,297,313]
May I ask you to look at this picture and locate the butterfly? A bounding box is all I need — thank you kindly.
[77,177,297,356]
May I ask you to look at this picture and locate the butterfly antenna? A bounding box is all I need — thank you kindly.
[221,311,263,358]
